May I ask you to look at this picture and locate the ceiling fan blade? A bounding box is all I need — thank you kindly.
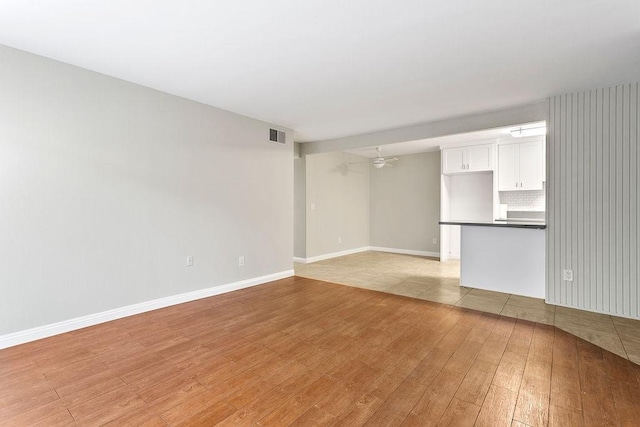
[384,162,394,167]
[384,157,399,162]
[347,161,371,165]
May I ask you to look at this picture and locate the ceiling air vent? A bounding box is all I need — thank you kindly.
[269,128,286,144]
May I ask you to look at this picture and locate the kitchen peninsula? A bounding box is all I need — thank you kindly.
[439,220,545,298]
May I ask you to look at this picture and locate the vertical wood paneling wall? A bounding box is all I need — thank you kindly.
[547,83,639,318]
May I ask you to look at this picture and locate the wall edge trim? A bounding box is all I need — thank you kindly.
[298,247,370,264]
[369,246,440,258]
[0,269,294,349]
[547,301,640,322]
[294,246,441,264]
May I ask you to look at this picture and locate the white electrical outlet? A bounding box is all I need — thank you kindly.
[432,238,438,245]
[187,256,194,267]
[563,269,574,281]
[239,256,245,267]
[338,236,342,244]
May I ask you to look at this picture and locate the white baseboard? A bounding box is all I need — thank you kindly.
[294,246,440,264]
[0,269,294,350]
[548,300,640,321]
[294,247,369,264]
[369,246,440,258]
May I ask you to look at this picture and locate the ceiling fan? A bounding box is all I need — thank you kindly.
[350,147,398,169]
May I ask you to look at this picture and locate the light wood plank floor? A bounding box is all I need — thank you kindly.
[295,251,640,364]
[2,276,640,426]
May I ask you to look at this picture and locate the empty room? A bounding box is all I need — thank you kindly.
[1,1,640,426]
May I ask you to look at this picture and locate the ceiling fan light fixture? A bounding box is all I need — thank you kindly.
[372,158,385,168]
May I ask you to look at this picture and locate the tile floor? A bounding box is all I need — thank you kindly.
[294,251,640,364]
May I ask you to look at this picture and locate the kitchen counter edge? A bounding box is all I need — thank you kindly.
[439,220,546,229]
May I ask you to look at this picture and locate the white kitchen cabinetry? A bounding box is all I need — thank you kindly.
[442,143,494,174]
[498,140,544,190]
[461,226,545,298]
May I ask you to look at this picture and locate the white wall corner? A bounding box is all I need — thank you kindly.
[0,270,294,350]
[302,247,370,264]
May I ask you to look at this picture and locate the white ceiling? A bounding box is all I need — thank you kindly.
[0,1,638,142]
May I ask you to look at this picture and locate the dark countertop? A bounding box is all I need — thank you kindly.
[439,220,546,229]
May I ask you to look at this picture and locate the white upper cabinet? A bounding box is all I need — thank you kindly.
[442,147,465,173]
[467,144,492,171]
[498,139,544,191]
[442,143,494,174]
[498,144,518,190]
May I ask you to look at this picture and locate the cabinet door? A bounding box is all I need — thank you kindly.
[519,141,544,190]
[498,144,518,190]
[442,148,464,174]
[467,144,492,171]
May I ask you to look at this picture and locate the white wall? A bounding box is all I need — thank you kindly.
[369,151,440,254]
[305,152,369,258]
[448,173,494,221]
[547,83,640,318]
[0,44,293,336]
[440,172,494,260]
[294,157,306,258]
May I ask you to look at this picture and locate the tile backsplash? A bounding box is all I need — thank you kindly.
[499,190,545,211]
